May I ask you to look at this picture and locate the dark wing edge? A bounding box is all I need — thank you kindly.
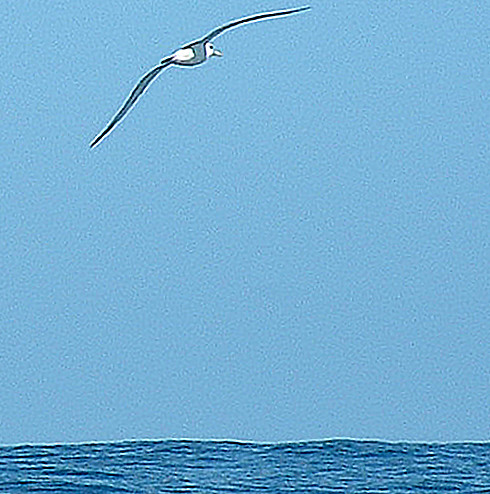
[201,6,311,42]
[90,57,174,149]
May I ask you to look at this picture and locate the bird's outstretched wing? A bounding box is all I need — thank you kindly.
[201,6,310,43]
[90,57,174,148]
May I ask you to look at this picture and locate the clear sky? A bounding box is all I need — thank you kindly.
[1,0,488,445]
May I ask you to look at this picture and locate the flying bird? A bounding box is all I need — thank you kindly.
[90,6,311,148]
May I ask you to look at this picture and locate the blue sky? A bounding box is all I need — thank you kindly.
[1,0,488,444]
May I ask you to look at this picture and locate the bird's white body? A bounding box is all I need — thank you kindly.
[173,47,195,62]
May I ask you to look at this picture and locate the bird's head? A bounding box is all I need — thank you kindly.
[205,42,223,58]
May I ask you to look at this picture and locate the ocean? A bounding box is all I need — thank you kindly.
[1,439,489,493]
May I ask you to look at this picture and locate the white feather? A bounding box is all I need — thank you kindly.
[205,43,214,58]
[174,48,194,61]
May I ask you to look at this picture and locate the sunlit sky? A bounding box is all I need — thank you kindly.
[1,0,488,444]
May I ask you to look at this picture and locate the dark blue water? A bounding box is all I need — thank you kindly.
[1,439,489,493]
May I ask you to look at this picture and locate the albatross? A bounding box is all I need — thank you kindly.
[90,6,311,148]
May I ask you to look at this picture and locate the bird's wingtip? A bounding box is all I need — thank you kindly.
[89,138,100,149]
[292,6,311,15]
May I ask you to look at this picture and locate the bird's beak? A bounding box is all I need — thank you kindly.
[213,49,223,57]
